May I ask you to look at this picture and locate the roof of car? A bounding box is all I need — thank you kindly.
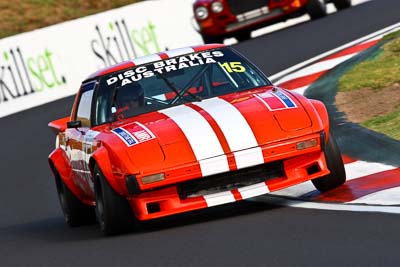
[86,43,227,81]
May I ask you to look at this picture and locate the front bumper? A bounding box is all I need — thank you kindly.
[127,133,329,221]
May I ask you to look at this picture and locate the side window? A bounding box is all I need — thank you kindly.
[76,83,96,127]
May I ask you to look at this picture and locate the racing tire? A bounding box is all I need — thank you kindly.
[332,0,351,10]
[94,165,135,235]
[201,34,224,44]
[53,169,96,227]
[306,0,328,20]
[235,31,251,42]
[311,133,346,192]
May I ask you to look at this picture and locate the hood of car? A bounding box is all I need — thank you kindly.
[108,88,313,170]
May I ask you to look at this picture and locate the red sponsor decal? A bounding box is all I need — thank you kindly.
[121,122,155,145]
[132,129,153,142]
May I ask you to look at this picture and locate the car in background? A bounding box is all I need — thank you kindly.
[193,0,352,43]
[48,44,346,235]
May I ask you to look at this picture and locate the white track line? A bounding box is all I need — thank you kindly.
[349,187,400,205]
[269,21,400,82]
[275,53,357,85]
[345,161,397,180]
[259,195,400,214]
[271,161,398,199]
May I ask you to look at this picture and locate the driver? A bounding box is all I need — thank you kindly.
[113,82,145,120]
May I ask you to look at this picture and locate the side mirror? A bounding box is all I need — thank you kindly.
[67,120,82,128]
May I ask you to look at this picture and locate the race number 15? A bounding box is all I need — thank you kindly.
[221,62,246,73]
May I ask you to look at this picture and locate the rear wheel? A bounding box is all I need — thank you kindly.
[332,0,351,10]
[53,169,96,227]
[312,134,346,192]
[94,165,135,235]
[307,0,328,19]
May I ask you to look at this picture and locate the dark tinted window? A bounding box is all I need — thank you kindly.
[94,47,271,125]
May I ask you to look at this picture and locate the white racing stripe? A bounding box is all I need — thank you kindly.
[239,182,270,199]
[234,147,264,169]
[203,181,271,207]
[199,155,230,177]
[193,98,264,168]
[204,191,236,207]
[194,98,258,151]
[132,54,162,65]
[200,155,400,209]
[160,105,229,176]
[165,47,195,58]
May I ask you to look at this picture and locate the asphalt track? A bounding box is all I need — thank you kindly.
[1,1,400,266]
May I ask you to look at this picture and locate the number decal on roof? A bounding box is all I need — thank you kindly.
[220,62,246,73]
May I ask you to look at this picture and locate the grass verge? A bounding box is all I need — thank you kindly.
[0,0,142,39]
[339,31,400,91]
[362,108,400,141]
[337,30,400,140]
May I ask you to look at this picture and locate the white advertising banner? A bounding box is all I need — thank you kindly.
[0,0,202,118]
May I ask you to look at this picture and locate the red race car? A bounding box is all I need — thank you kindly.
[193,0,352,43]
[48,44,345,235]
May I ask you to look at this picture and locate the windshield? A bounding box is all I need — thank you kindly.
[94,47,271,125]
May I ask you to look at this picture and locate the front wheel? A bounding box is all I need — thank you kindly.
[311,133,346,192]
[94,165,136,235]
[53,168,96,227]
[307,0,328,19]
[332,0,352,10]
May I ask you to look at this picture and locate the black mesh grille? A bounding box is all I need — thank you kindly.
[226,0,270,15]
[178,161,283,199]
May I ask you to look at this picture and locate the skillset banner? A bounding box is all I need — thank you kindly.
[0,0,203,118]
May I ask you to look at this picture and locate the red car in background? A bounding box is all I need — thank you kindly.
[193,0,352,43]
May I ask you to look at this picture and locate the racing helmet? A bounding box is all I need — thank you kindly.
[116,82,145,110]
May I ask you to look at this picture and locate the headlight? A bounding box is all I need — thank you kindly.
[211,1,224,13]
[195,6,209,20]
[296,138,318,150]
[141,173,165,184]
